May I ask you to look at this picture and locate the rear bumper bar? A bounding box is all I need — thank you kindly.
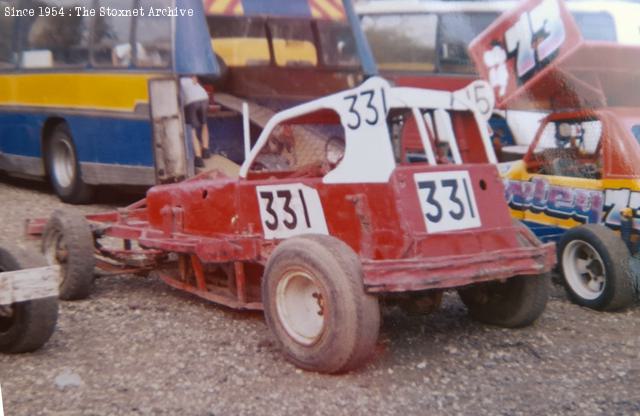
[362,243,555,293]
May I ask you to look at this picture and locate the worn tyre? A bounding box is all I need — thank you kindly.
[45,123,93,204]
[558,225,634,311]
[42,210,95,300]
[262,235,380,374]
[0,245,58,353]
[458,274,549,328]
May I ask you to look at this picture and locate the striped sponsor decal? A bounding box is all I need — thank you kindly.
[206,0,244,15]
[309,0,345,20]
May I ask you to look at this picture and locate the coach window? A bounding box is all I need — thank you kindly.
[317,21,360,68]
[438,12,498,74]
[19,0,91,68]
[361,14,438,72]
[135,0,172,68]
[0,13,16,68]
[269,21,317,67]
[92,0,134,67]
[208,17,269,67]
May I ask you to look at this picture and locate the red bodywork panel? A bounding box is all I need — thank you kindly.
[146,164,512,259]
[108,162,553,297]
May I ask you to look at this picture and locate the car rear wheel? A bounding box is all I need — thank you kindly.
[0,245,58,353]
[458,274,549,328]
[46,124,93,204]
[262,235,380,374]
[42,210,96,300]
[558,225,634,311]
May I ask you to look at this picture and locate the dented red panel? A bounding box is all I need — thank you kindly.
[146,178,239,236]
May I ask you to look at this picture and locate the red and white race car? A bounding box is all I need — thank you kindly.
[28,76,555,373]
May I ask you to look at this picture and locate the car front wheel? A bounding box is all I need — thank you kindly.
[262,235,380,374]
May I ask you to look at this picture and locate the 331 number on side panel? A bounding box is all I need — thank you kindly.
[256,184,328,239]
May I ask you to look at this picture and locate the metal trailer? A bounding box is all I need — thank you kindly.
[0,245,58,353]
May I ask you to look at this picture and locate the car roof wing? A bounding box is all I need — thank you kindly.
[469,0,640,111]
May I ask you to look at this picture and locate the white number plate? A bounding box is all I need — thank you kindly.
[414,171,481,233]
[256,184,328,240]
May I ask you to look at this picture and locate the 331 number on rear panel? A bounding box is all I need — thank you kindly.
[414,171,481,233]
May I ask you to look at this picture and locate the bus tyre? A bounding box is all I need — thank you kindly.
[457,274,549,328]
[42,210,95,300]
[262,235,380,374]
[46,124,93,204]
[558,225,635,311]
[0,245,58,353]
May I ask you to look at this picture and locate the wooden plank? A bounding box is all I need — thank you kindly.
[0,266,60,305]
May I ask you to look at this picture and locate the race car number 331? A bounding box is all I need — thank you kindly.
[414,171,481,233]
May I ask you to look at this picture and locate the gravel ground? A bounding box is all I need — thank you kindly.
[0,177,639,416]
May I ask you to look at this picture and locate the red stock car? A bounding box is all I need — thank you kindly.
[29,76,554,373]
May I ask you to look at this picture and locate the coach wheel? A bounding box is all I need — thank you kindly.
[0,245,58,353]
[42,210,96,300]
[558,225,634,311]
[46,124,93,204]
[262,235,380,374]
[458,274,549,328]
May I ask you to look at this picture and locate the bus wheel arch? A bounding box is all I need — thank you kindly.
[42,119,93,204]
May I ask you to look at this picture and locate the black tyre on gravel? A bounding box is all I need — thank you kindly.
[262,235,380,374]
[458,274,549,328]
[42,210,95,300]
[0,245,58,353]
[558,224,635,311]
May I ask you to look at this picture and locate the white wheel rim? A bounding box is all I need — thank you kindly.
[275,270,326,346]
[562,240,606,300]
[52,139,75,188]
[43,230,67,286]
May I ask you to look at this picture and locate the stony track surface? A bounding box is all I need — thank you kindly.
[0,177,639,416]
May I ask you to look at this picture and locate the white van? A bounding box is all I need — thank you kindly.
[355,0,640,150]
